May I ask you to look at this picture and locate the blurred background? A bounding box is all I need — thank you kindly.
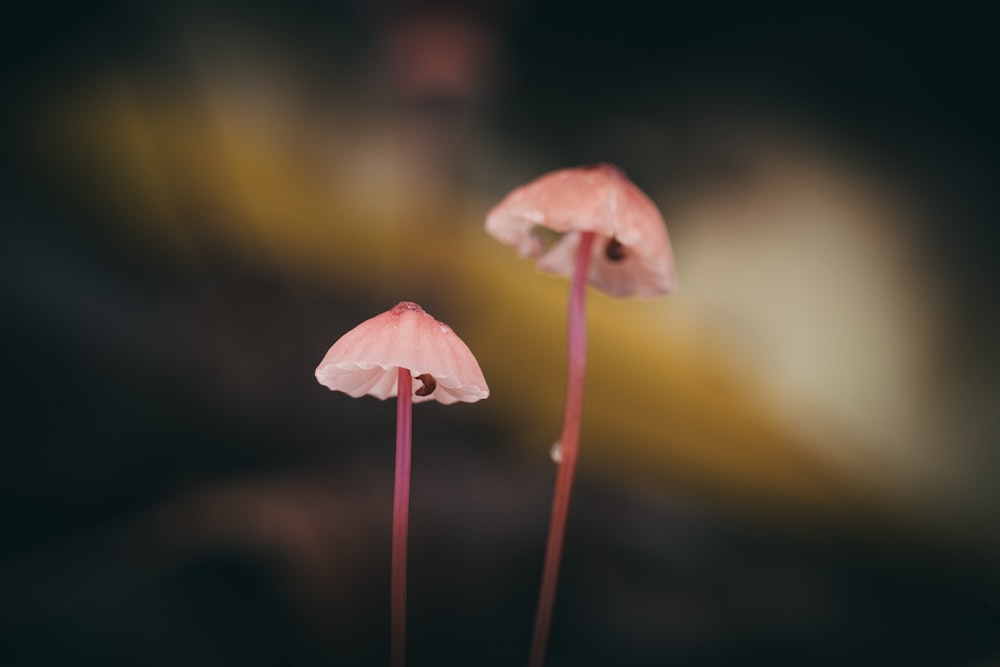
[3,1,1000,664]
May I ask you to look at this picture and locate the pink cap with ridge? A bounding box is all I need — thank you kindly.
[315,302,489,405]
[485,163,677,298]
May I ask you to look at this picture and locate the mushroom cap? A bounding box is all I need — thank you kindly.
[485,163,677,298]
[315,302,489,405]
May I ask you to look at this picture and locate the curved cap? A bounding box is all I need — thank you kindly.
[485,163,677,298]
[315,302,489,405]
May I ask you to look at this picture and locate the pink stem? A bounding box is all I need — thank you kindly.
[529,230,596,667]
[393,368,413,667]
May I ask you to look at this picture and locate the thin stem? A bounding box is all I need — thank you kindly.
[529,230,596,667]
[392,369,413,667]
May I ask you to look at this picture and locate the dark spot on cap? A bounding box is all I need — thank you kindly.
[415,373,437,396]
[396,301,423,312]
[605,238,627,262]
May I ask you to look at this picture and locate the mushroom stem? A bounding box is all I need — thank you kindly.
[392,368,413,667]
[529,231,596,667]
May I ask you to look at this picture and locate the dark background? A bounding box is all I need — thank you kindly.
[3,1,1000,665]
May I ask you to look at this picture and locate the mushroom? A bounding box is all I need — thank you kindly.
[315,301,488,667]
[485,162,676,298]
[485,164,676,666]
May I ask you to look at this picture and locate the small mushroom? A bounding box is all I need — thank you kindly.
[485,162,677,298]
[485,164,676,667]
[315,301,488,406]
[315,301,488,667]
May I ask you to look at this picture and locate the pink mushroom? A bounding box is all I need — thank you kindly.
[315,301,488,667]
[485,162,676,297]
[486,164,676,666]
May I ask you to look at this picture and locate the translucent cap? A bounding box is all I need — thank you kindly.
[485,163,677,298]
[315,302,489,405]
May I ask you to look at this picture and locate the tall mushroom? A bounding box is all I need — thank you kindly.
[315,301,489,667]
[486,164,676,666]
